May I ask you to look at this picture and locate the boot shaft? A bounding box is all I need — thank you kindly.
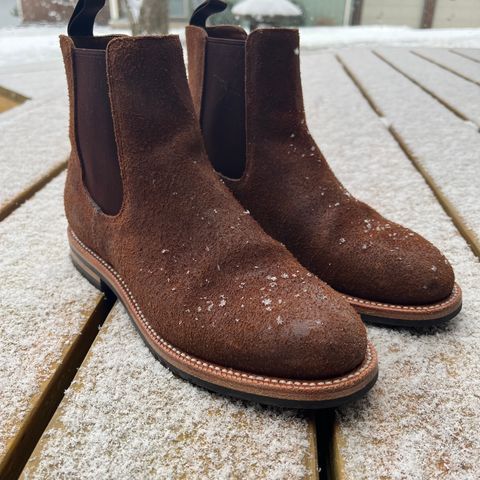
[60,24,276,263]
[61,34,209,225]
[186,23,308,180]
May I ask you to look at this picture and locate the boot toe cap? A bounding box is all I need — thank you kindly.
[364,227,455,305]
[227,280,368,380]
[319,214,455,306]
[403,241,455,304]
[276,302,368,379]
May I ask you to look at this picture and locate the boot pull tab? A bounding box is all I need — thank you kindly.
[190,0,227,28]
[68,0,106,36]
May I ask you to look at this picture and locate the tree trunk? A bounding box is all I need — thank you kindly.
[131,0,169,35]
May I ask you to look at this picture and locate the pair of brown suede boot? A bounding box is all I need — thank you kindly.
[61,0,461,408]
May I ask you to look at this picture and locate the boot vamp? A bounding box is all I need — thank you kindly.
[303,200,454,305]
[228,135,454,306]
[104,198,367,380]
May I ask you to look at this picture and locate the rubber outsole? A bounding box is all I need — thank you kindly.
[360,304,462,328]
[68,228,378,409]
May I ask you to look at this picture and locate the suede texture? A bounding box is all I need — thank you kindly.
[60,34,368,380]
[185,26,207,118]
[186,27,455,306]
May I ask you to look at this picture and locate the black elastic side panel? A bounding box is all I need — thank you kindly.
[73,48,123,215]
[201,37,246,180]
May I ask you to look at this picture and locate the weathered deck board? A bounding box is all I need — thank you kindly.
[0,60,68,216]
[0,85,28,113]
[339,49,480,256]
[375,47,480,126]
[0,60,64,99]
[413,47,480,85]
[302,51,480,479]
[0,173,108,478]
[452,48,480,63]
[23,303,318,480]
[0,93,20,113]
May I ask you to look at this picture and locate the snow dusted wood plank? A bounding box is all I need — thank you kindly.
[0,60,65,99]
[0,60,69,217]
[413,48,480,85]
[0,173,107,478]
[23,303,318,480]
[0,93,20,114]
[0,85,28,113]
[302,51,480,479]
[452,48,480,63]
[374,47,480,126]
[338,49,480,256]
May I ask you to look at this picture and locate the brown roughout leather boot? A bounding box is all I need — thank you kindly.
[59,0,378,408]
[186,1,462,328]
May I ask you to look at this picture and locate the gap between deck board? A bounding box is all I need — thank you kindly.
[372,50,478,129]
[411,50,480,86]
[0,294,115,480]
[0,161,67,222]
[315,410,335,480]
[337,54,480,260]
[0,85,29,114]
[451,49,480,64]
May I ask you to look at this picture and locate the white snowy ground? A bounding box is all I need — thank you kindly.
[1,23,480,70]
[0,174,101,458]
[0,25,125,69]
[299,25,480,49]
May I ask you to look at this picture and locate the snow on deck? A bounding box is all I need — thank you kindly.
[0,173,101,458]
[232,0,302,18]
[299,26,480,50]
[303,52,480,479]
[0,36,69,211]
[339,48,480,254]
[376,47,480,126]
[413,48,480,85]
[23,303,315,480]
[1,23,480,479]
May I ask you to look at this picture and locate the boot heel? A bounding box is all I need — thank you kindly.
[70,248,112,296]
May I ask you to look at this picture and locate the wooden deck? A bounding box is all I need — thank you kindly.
[1,47,479,479]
